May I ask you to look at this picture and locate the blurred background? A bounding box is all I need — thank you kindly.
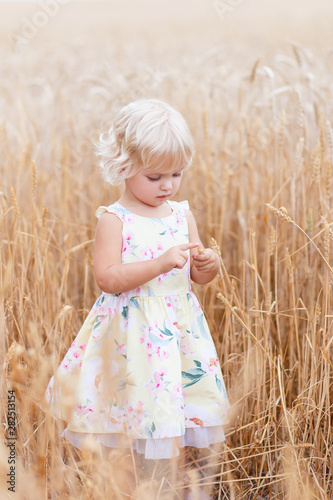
[1,0,332,51]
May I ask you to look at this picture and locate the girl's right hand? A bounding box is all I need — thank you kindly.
[158,242,199,273]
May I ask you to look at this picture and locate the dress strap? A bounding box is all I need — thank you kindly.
[169,199,189,217]
[95,204,124,223]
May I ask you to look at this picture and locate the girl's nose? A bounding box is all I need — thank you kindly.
[160,178,173,190]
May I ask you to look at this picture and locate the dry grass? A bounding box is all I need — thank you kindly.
[1,6,333,499]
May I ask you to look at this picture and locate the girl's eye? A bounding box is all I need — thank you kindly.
[147,172,182,181]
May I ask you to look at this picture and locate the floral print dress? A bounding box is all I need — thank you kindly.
[42,200,229,459]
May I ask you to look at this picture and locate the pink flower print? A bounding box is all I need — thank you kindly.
[173,214,182,227]
[98,306,105,314]
[141,246,156,260]
[76,403,94,414]
[208,357,219,371]
[122,231,135,255]
[153,370,166,394]
[124,231,135,243]
[174,381,184,395]
[147,342,152,350]
[139,336,144,344]
[170,381,184,402]
[108,308,116,318]
[61,362,69,370]
[201,349,220,376]
[99,315,107,325]
[79,342,87,351]
[156,346,169,360]
[156,241,164,254]
[126,400,145,425]
[73,350,80,359]
[157,272,169,285]
[122,244,132,258]
[118,212,135,224]
[146,370,166,396]
[117,344,127,355]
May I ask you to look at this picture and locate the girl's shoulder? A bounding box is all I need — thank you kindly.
[168,199,190,217]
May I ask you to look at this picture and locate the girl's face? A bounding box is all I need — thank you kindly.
[124,166,184,207]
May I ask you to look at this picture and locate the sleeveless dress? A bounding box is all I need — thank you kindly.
[42,199,229,459]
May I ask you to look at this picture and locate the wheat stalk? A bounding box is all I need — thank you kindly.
[266,203,333,275]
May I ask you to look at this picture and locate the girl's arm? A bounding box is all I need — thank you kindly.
[94,213,199,294]
[186,210,220,285]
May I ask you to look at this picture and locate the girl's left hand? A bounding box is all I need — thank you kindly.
[192,248,219,273]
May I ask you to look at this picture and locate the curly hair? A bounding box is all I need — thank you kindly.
[94,99,194,185]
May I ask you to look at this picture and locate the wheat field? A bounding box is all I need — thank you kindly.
[1,1,333,499]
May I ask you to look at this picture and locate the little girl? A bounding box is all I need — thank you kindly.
[43,98,229,473]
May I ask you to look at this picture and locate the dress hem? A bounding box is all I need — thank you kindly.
[61,425,226,459]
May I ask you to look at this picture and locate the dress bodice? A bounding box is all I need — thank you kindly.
[95,200,191,297]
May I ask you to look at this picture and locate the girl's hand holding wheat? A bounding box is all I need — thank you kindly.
[192,247,220,274]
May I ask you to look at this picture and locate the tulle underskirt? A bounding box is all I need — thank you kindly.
[61,425,226,459]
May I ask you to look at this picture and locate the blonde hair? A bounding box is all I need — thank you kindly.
[95,99,194,185]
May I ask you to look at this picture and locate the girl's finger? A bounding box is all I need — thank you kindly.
[179,242,200,251]
[193,254,207,261]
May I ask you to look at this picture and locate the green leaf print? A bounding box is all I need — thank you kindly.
[143,426,153,438]
[93,320,101,330]
[116,380,127,391]
[130,297,140,309]
[121,306,129,319]
[182,368,206,379]
[182,367,207,388]
[144,421,156,438]
[157,326,173,337]
[193,360,202,368]
[197,315,210,340]
[183,378,205,388]
[187,328,200,340]
[149,333,172,347]
[215,375,222,393]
